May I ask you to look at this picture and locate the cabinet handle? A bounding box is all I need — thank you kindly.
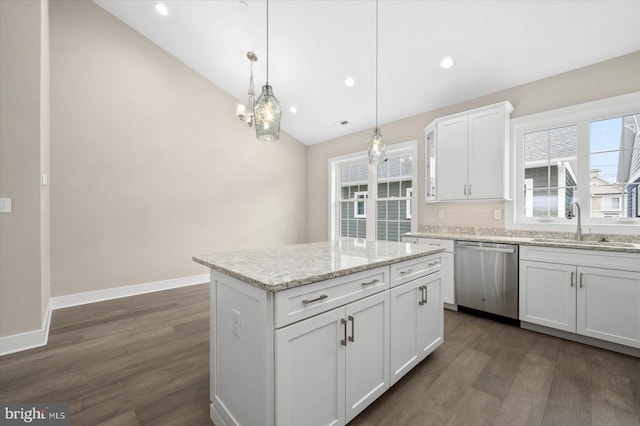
[400,268,413,275]
[428,262,440,267]
[348,315,355,342]
[341,318,347,346]
[570,271,574,287]
[464,184,467,196]
[424,286,428,304]
[361,279,380,287]
[469,184,472,196]
[418,286,425,305]
[579,273,583,288]
[302,294,328,305]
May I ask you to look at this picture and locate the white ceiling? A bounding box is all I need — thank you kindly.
[92,0,640,146]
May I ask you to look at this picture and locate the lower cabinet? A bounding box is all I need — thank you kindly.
[520,258,640,349]
[519,260,576,332]
[403,236,455,306]
[390,272,443,384]
[210,255,444,426]
[275,291,390,425]
[578,267,640,348]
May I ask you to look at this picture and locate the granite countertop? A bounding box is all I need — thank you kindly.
[193,239,445,291]
[403,232,640,253]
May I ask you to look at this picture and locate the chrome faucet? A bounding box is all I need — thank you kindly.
[567,201,582,241]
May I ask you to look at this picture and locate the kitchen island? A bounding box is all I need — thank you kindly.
[193,239,445,426]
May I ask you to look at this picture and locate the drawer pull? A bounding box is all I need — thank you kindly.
[579,273,583,289]
[302,294,328,305]
[348,315,355,342]
[341,318,347,346]
[361,279,380,287]
[428,262,440,267]
[400,268,413,275]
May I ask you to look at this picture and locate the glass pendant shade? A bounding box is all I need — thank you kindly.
[254,84,282,141]
[367,128,386,164]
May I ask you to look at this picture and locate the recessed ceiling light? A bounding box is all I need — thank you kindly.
[440,56,454,69]
[344,77,355,87]
[155,3,168,16]
[289,106,297,114]
[239,1,249,8]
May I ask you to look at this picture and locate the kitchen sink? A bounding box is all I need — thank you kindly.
[532,238,635,248]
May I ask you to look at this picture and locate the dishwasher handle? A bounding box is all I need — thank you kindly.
[457,245,516,254]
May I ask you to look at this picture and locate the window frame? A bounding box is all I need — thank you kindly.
[328,140,418,241]
[507,91,640,235]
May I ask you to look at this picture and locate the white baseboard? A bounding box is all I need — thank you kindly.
[0,274,209,356]
[51,273,209,309]
[0,299,52,356]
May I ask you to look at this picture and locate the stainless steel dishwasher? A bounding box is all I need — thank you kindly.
[455,241,519,322]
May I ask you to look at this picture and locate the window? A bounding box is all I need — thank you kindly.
[510,92,640,233]
[354,191,367,218]
[329,141,417,241]
[523,125,577,218]
[338,160,368,238]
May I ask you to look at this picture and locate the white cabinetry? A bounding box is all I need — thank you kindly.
[520,260,576,332]
[426,102,513,202]
[577,267,640,348]
[390,272,442,384]
[519,246,640,349]
[276,291,389,425]
[402,236,455,306]
[209,253,444,426]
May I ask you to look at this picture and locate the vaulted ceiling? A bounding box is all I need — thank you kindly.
[93,0,640,145]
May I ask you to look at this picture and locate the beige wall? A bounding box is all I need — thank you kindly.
[0,0,50,337]
[306,51,640,242]
[49,0,307,296]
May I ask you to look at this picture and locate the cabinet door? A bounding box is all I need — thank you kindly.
[417,273,443,359]
[519,260,576,332]
[436,116,468,200]
[577,267,640,348]
[440,252,455,305]
[345,292,390,423]
[389,278,422,385]
[467,108,506,200]
[276,307,346,426]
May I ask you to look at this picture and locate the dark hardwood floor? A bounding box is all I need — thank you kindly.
[1,284,639,425]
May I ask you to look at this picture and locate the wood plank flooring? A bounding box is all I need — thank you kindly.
[1,283,640,425]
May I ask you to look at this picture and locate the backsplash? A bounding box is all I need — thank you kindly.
[419,225,640,244]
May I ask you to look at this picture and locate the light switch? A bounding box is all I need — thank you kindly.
[438,210,445,219]
[42,174,48,186]
[494,210,502,220]
[0,198,11,213]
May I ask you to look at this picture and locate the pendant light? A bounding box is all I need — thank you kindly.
[236,51,258,127]
[254,0,282,141]
[367,0,386,164]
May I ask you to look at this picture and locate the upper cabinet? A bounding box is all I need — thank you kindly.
[425,101,513,202]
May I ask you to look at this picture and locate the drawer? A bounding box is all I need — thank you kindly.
[275,266,389,328]
[520,245,640,272]
[390,255,442,288]
[417,238,454,252]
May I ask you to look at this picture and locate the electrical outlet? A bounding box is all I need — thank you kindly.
[232,309,241,338]
[494,210,502,220]
[438,210,445,219]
